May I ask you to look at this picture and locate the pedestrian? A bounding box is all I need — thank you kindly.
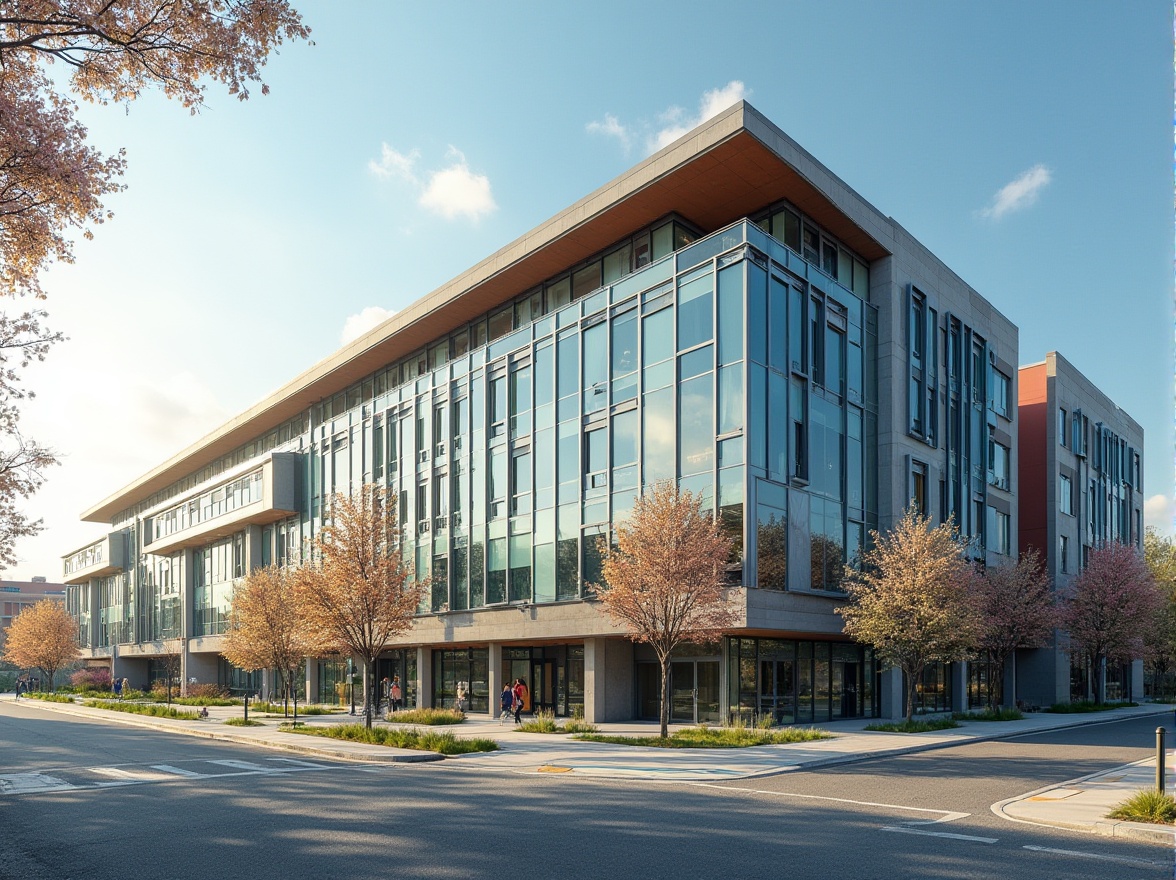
[14,678,23,699]
[112,677,123,700]
[499,684,513,724]
[513,678,528,724]
[380,677,390,714]
[456,680,467,714]
[390,676,402,713]
[121,678,130,700]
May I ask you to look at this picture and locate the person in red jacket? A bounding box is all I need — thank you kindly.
[512,678,528,724]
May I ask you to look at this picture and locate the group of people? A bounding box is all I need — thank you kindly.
[379,675,403,714]
[13,676,37,698]
[500,678,529,724]
[111,677,131,700]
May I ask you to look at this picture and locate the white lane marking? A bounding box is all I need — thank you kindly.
[208,760,271,772]
[267,758,330,769]
[881,826,998,844]
[1023,845,1169,867]
[0,773,76,794]
[151,764,206,778]
[689,782,971,822]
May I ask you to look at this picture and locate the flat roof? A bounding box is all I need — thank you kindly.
[82,101,893,523]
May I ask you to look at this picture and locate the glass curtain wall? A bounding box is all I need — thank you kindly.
[729,637,877,723]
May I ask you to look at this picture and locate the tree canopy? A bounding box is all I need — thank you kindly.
[1064,540,1160,704]
[973,549,1057,709]
[2,599,77,690]
[222,564,317,712]
[296,487,424,727]
[594,482,737,738]
[0,2,308,566]
[838,508,980,723]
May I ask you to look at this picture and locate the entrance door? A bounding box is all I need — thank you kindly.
[696,661,720,723]
[759,659,795,724]
[834,661,859,718]
[530,660,554,713]
[670,661,695,723]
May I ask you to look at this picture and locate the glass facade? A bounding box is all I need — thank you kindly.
[729,637,877,723]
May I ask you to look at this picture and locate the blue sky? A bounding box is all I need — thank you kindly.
[17,0,1173,580]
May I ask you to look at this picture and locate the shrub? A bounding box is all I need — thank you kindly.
[187,683,230,699]
[171,696,238,707]
[223,718,265,727]
[561,719,599,734]
[251,701,335,715]
[82,700,199,720]
[952,708,1023,722]
[864,718,960,733]
[284,722,497,755]
[1108,789,1176,824]
[517,710,560,733]
[386,708,465,726]
[1047,700,1138,714]
[573,726,831,748]
[24,692,74,703]
[70,668,112,692]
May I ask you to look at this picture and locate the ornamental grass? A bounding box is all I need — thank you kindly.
[282,722,497,755]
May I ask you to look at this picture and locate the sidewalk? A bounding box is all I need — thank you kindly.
[10,695,1175,841]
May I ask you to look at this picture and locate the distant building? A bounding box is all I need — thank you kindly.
[0,580,67,651]
[1018,351,1145,706]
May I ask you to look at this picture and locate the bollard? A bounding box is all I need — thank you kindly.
[1157,727,1167,794]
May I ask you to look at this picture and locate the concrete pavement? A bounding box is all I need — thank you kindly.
[9,694,1176,842]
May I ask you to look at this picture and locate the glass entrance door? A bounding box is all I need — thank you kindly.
[671,661,695,723]
[696,661,720,723]
[759,659,795,724]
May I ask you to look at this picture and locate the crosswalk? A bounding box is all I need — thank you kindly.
[0,756,334,795]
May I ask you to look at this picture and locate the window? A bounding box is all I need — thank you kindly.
[1059,474,1073,515]
[988,369,1010,418]
[1059,535,1069,574]
[910,460,928,513]
[986,507,1010,555]
[1058,408,1068,447]
[987,441,1010,490]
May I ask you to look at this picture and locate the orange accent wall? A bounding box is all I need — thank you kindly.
[1018,364,1048,559]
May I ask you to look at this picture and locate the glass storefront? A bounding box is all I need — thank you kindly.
[728,637,876,723]
[434,648,489,714]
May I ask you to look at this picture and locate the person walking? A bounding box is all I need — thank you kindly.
[112,677,123,701]
[455,681,467,714]
[390,676,402,713]
[512,678,528,725]
[499,684,513,724]
[380,677,391,714]
[121,678,130,700]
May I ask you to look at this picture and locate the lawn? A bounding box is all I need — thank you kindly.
[573,726,831,748]
[281,722,497,755]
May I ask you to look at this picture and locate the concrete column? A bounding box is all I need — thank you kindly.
[878,667,904,720]
[417,647,431,709]
[584,638,606,724]
[488,643,502,719]
[1130,658,1145,703]
[244,524,264,573]
[1002,653,1017,708]
[305,658,319,705]
[951,661,968,713]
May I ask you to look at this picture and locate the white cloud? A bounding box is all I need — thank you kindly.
[980,164,1052,220]
[368,144,420,183]
[419,148,496,221]
[340,306,397,345]
[368,144,495,222]
[586,82,750,158]
[1146,494,1175,535]
[586,113,630,151]
[649,81,750,153]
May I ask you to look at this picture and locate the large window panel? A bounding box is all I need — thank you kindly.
[717,264,745,365]
[642,386,675,485]
[678,373,714,477]
[677,270,714,351]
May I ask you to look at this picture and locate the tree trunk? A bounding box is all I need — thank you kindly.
[362,659,373,729]
[904,665,920,724]
[659,656,670,740]
[1093,654,1104,705]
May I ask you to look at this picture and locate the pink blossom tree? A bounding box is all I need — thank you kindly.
[974,549,1057,710]
[1062,541,1160,704]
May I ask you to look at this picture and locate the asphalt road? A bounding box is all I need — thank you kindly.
[0,702,1171,880]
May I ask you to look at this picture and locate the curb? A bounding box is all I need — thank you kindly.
[991,755,1176,843]
[12,698,443,764]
